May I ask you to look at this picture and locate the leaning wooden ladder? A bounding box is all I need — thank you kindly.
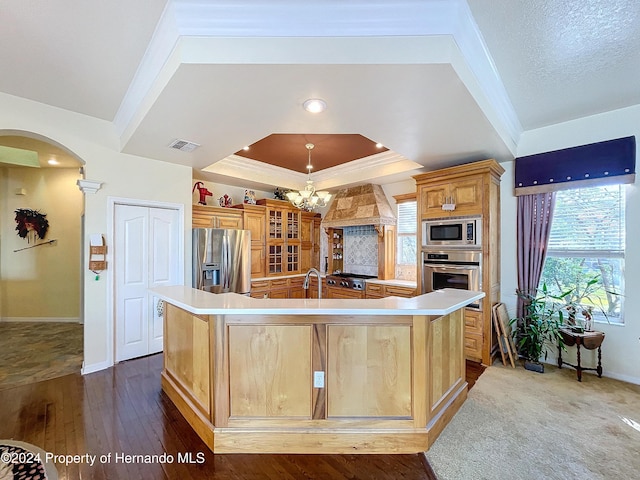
[492,303,517,368]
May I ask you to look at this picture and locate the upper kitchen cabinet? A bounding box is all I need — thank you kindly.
[192,205,244,229]
[420,177,484,218]
[416,160,504,220]
[301,211,321,273]
[257,199,315,276]
[231,203,267,278]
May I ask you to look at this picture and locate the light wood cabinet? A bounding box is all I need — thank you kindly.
[307,277,326,299]
[231,204,268,278]
[414,159,504,364]
[288,276,305,299]
[420,177,483,218]
[259,200,301,275]
[250,276,309,299]
[193,205,244,228]
[257,199,321,276]
[300,212,321,273]
[463,309,483,359]
[196,202,317,279]
[384,285,416,298]
[242,208,266,245]
[326,285,364,299]
[365,282,384,299]
[365,282,416,299]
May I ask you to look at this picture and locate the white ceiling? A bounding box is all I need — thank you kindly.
[0,0,638,189]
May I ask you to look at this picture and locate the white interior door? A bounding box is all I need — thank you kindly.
[148,207,179,354]
[115,204,179,362]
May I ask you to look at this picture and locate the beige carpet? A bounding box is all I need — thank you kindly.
[427,363,640,480]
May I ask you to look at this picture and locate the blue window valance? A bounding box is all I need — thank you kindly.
[514,136,636,196]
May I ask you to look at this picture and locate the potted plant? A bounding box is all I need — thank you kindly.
[558,275,621,333]
[511,284,569,373]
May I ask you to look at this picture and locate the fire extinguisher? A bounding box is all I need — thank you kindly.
[192,182,213,205]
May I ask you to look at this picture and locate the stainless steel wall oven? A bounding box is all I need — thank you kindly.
[422,250,482,309]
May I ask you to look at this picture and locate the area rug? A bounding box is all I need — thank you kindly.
[426,363,640,480]
[0,441,57,480]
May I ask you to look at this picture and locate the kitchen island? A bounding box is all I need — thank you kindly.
[152,286,484,454]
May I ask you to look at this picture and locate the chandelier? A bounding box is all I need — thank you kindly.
[286,143,332,211]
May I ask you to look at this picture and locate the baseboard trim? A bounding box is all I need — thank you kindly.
[0,317,81,323]
[602,371,640,386]
[81,360,112,375]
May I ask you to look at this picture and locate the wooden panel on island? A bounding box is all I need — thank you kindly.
[157,287,479,454]
[163,304,211,417]
[327,324,412,418]
[228,325,312,417]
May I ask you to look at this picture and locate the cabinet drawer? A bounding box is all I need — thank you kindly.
[270,278,289,288]
[268,289,289,299]
[251,280,269,290]
[365,293,385,299]
[384,286,415,298]
[289,276,304,288]
[365,283,383,294]
[464,310,483,335]
[464,333,483,359]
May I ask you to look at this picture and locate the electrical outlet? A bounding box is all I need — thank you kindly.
[313,371,325,388]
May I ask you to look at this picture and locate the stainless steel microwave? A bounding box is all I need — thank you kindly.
[422,216,481,248]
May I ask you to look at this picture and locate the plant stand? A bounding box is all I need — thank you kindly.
[557,328,605,382]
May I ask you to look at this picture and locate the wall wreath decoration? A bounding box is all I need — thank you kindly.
[15,208,49,241]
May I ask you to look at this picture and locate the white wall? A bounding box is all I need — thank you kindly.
[500,104,640,384]
[0,92,193,373]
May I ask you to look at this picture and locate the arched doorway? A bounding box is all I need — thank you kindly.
[0,132,85,388]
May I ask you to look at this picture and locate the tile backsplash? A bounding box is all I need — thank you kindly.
[343,225,378,276]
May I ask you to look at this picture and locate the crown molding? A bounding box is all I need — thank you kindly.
[204,150,422,191]
[203,155,306,190]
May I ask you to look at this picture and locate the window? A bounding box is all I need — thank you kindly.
[540,185,625,322]
[396,200,417,265]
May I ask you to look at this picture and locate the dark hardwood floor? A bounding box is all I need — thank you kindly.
[0,355,485,480]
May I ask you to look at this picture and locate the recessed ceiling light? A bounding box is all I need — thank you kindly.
[243,146,250,151]
[375,143,383,148]
[47,158,59,165]
[303,98,327,113]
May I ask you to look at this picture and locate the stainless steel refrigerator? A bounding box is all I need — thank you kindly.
[192,228,251,294]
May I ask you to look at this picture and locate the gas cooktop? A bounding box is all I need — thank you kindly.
[330,273,377,279]
[326,273,377,291]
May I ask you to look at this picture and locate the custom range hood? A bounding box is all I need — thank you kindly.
[322,184,396,228]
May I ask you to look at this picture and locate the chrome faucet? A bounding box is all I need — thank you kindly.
[303,268,322,298]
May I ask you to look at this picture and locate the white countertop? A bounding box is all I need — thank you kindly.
[365,278,417,288]
[151,286,484,316]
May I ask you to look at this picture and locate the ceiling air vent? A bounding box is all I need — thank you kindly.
[168,139,200,152]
